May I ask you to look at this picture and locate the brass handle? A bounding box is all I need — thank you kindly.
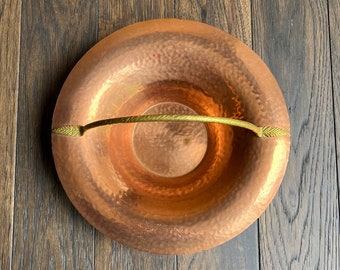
[52,114,290,138]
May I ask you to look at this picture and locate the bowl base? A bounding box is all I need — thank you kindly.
[132,102,208,178]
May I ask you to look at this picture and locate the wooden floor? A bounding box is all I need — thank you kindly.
[1,0,339,269]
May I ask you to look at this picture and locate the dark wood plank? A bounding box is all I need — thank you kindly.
[252,1,339,269]
[94,240,176,270]
[95,1,177,269]
[174,1,259,269]
[329,0,340,210]
[98,0,175,40]
[0,1,21,269]
[12,1,98,269]
[177,224,258,270]
[174,0,251,47]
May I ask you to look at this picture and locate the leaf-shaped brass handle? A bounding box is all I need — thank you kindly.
[52,114,290,138]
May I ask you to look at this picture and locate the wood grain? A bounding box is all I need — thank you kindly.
[329,0,340,209]
[0,1,21,269]
[93,239,176,270]
[98,0,175,40]
[252,0,339,269]
[174,0,251,47]
[12,1,97,269]
[174,1,259,269]
[177,224,258,270]
[95,1,177,269]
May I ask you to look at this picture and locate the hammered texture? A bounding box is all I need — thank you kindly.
[52,19,290,254]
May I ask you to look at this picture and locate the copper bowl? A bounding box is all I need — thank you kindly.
[52,19,290,254]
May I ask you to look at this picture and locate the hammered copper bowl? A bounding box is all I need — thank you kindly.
[52,19,290,254]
